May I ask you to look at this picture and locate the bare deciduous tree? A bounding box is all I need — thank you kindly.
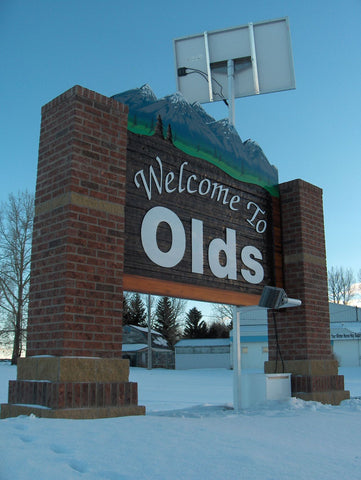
[328,266,355,305]
[0,191,34,364]
[169,297,187,326]
[211,303,233,327]
[328,266,342,304]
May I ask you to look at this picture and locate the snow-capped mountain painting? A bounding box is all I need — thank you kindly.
[112,85,278,195]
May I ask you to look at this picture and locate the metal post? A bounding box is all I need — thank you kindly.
[227,59,235,126]
[204,31,213,102]
[248,22,260,95]
[232,305,241,411]
[147,294,152,370]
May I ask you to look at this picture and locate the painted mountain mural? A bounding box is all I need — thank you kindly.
[112,85,279,196]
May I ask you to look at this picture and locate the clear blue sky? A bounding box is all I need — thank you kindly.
[1,0,360,280]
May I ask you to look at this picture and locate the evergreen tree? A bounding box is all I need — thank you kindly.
[128,293,147,327]
[122,295,131,325]
[154,296,179,349]
[207,321,230,338]
[183,307,208,338]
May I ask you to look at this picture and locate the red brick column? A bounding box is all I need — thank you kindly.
[27,85,128,357]
[265,179,349,404]
[1,86,145,419]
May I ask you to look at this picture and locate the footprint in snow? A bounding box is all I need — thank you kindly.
[19,434,34,443]
[68,459,88,474]
[49,443,71,455]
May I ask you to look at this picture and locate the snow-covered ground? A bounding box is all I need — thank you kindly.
[1,363,361,480]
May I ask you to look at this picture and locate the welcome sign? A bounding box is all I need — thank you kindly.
[115,86,282,305]
[2,84,345,422]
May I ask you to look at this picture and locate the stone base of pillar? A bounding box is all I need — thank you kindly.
[264,359,350,405]
[0,404,145,419]
[1,357,145,419]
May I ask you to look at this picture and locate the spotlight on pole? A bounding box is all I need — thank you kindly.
[258,286,301,309]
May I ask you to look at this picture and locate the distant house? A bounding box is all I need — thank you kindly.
[175,338,231,369]
[122,325,174,369]
[329,303,361,367]
[175,311,269,370]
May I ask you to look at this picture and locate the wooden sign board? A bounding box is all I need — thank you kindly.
[123,129,281,306]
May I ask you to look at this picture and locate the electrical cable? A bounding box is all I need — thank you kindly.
[272,310,285,373]
[178,67,227,103]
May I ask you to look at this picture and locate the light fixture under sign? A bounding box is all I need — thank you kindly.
[258,286,301,309]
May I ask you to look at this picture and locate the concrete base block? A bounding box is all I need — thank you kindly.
[17,356,130,383]
[264,359,339,376]
[296,391,350,406]
[264,359,350,406]
[1,404,145,419]
[1,356,145,420]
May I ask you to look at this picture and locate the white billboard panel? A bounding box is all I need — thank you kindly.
[174,17,296,105]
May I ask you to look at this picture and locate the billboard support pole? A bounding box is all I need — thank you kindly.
[227,59,235,126]
[248,23,260,95]
[204,31,213,102]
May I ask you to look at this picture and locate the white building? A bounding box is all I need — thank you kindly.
[329,303,361,367]
[175,303,361,370]
[175,338,230,369]
[175,309,268,370]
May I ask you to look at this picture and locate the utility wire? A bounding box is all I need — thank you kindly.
[178,67,228,104]
[272,310,285,373]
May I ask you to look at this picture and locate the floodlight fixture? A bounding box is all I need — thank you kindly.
[258,286,301,309]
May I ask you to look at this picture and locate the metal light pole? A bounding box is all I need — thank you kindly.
[147,294,152,370]
[227,59,235,126]
[232,305,242,411]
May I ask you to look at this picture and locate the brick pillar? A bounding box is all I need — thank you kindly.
[27,85,127,357]
[1,86,145,418]
[264,179,349,405]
